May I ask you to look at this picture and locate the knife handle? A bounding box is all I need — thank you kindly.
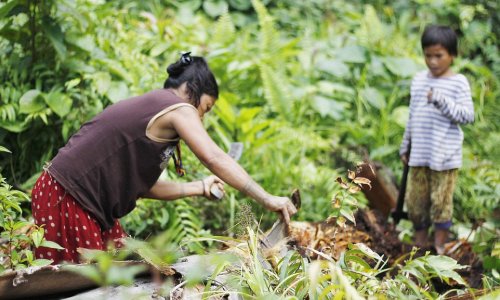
[291,189,301,209]
[210,185,224,200]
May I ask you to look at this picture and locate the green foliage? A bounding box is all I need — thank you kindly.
[196,229,470,299]
[0,149,60,272]
[0,0,498,294]
[126,230,181,274]
[329,165,374,227]
[122,170,209,253]
[63,247,147,287]
[469,220,500,278]
[64,228,182,294]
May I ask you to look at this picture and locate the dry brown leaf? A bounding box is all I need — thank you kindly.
[336,177,349,189]
[353,177,372,189]
[348,185,361,193]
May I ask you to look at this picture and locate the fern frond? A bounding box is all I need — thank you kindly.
[213,10,236,45]
[170,199,205,252]
[0,103,17,121]
[258,62,291,119]
[252,0,280,61]
[356,5,385,49]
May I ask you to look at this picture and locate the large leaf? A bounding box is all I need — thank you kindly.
[382,57,421,78]
[65,34,96,53]
[31,229,44,248]
[370,145,398,160]
[317,81,355,96]
[370,55,388,77]
[316,59,350,78]
[213,95,236,130]
[203,0,228,18]
[19,89,45,113]
[40,240,65,250]
[98,59,133,83]
[391,106,409,128]
[335,45,366,63]
[41,16,67,59]
[106,81,129,103]
[65,78,81,90]
[229,0,252,10]
[361,87,385,109]
[238,107,261,123]
[0,0,20,19]
[150,42,170,57]
[93,72,112,95]
[176,0,202,11]
[426,255,467,285]
[31,259,53,267]
[62,59,95,73]
[45,92,72,117]
[312,96,345,120]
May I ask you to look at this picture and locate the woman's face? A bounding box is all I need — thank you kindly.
[197,94,216,118]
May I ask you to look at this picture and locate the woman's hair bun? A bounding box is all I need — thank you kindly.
[166,52,192,77]
[166,61,185,77]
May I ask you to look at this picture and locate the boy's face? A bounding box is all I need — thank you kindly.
[424,44,454,77]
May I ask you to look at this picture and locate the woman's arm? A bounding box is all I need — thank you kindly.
[166,106,297,223]
[144,175,224,201]
[144,180,204,200]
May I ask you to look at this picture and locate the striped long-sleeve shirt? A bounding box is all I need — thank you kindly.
[399,71,474,171]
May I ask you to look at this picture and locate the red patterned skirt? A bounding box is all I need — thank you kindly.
[31,171,127,264]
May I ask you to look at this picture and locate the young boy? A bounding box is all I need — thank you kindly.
[399,25,474,254]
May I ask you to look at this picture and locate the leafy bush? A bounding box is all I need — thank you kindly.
[0,147,61,272]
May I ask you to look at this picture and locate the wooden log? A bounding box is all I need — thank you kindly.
[0,265,96,300]
[357,162,398,218]
[0,261,148,300]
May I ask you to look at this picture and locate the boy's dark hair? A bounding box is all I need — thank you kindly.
[421,25,458,56]
[164,53,218,107]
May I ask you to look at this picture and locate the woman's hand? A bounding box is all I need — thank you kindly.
[261,196,297,225]
[201,175,225,200]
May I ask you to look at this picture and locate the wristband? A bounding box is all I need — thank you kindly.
[201,180,206,196]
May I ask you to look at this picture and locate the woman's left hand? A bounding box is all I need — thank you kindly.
[201,175,225,200]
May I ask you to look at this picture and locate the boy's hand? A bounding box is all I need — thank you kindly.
[427,88,434,103]
[400,154,408,165]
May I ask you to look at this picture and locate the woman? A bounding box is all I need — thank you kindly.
[32,53,297,264]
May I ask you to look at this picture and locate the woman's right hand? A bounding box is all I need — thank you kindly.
[261,195,297,225]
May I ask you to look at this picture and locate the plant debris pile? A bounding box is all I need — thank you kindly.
[289,209,405,261]
[288,209,484,288]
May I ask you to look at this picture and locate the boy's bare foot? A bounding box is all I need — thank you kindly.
[414,229,429,248]
[434,228,449,255]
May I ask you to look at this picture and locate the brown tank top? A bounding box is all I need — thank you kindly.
[48,89,195,229]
